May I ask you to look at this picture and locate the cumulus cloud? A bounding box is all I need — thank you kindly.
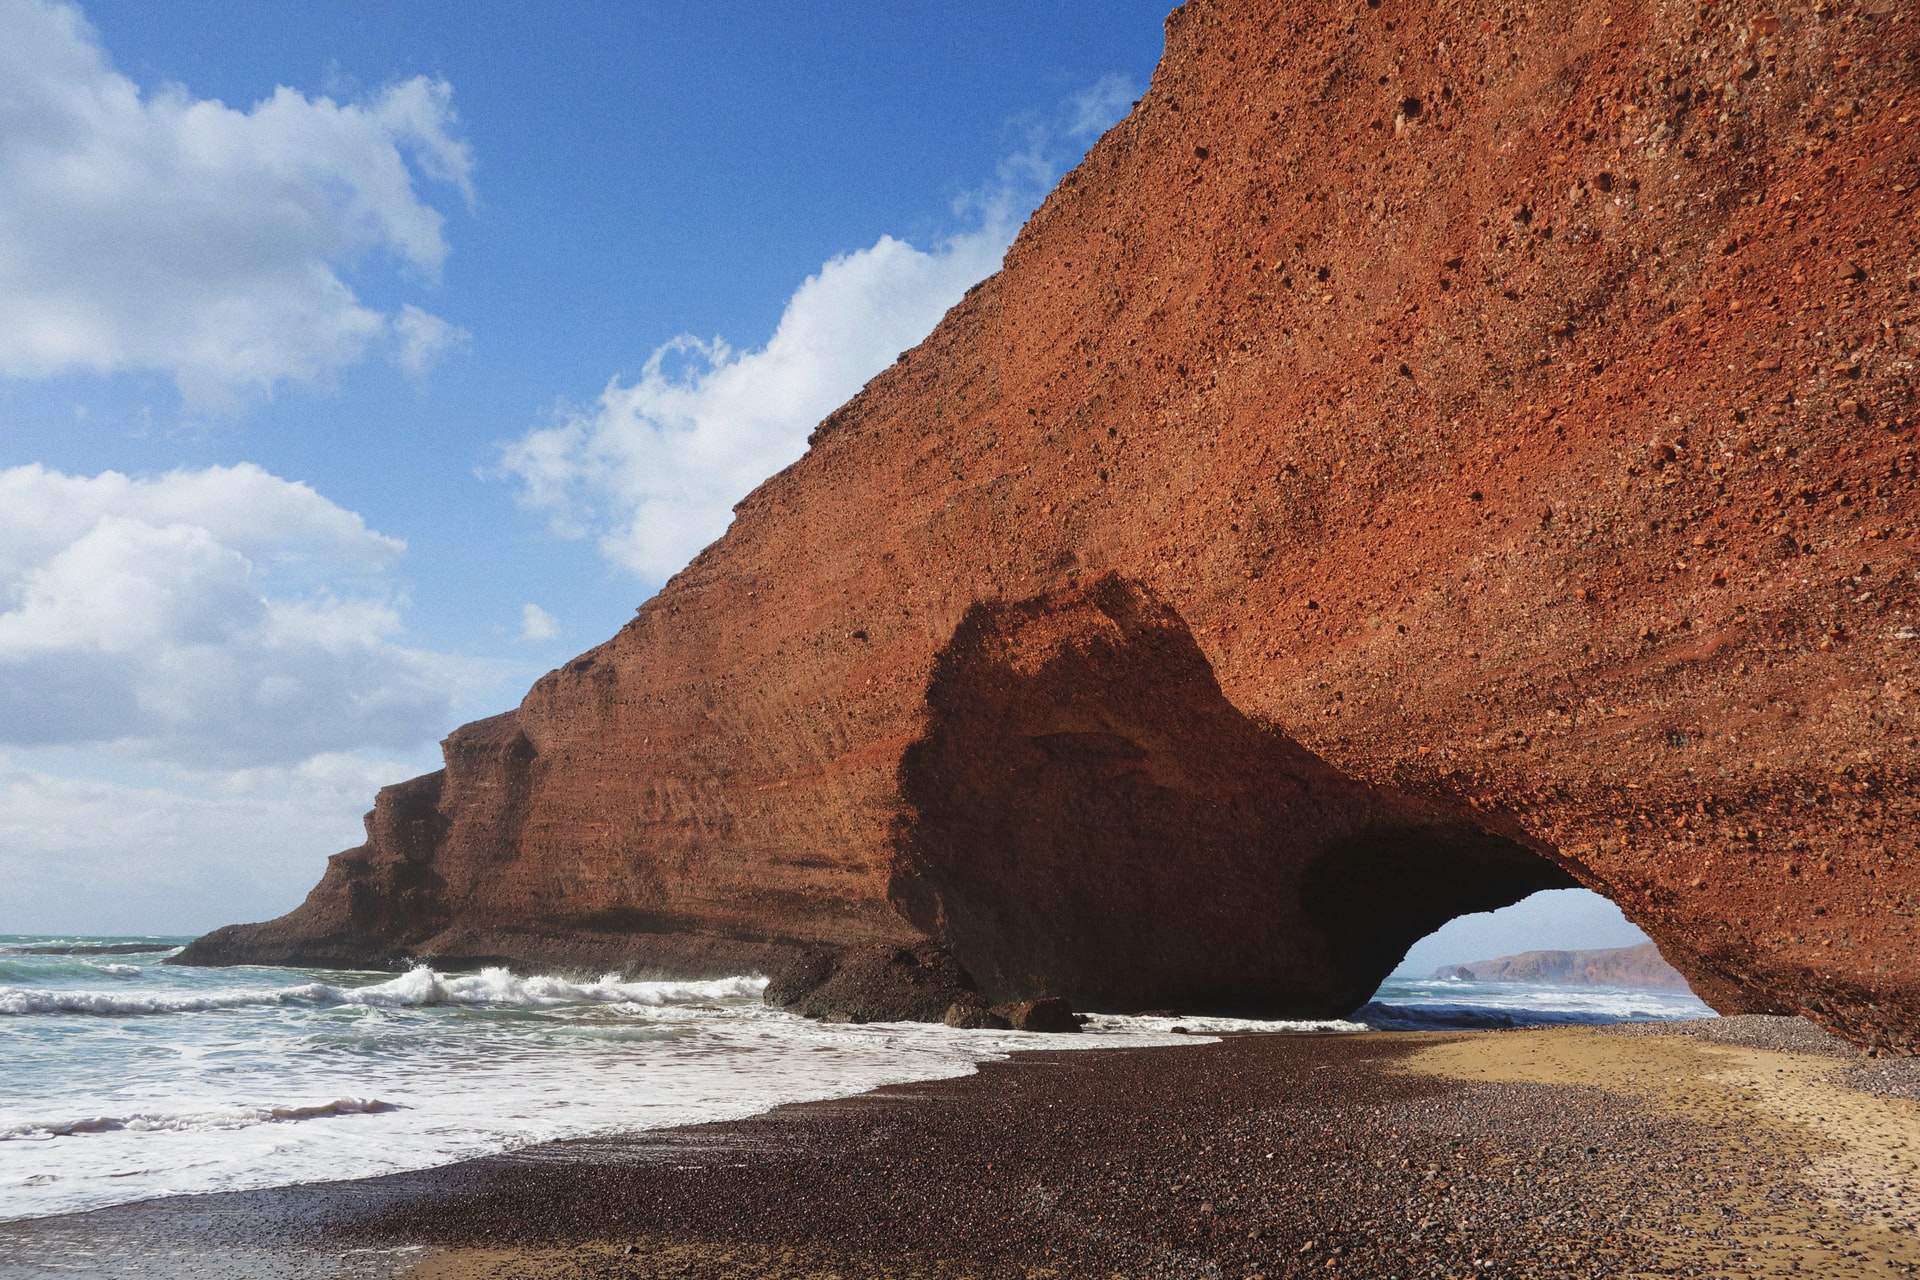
[0,462,400,584]
[498,76,1139,583]
[500,235,1010,579]
[1062,73,1138,141]
[394,304,472,380]
[0,749,436,933]
[0,0,474,404]
[519,603,558,643]
[0,463,496,768]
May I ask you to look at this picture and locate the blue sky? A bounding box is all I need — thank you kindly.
[6,2,1168,659]
[0,0,1650,975]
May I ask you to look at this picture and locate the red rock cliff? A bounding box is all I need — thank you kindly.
[182,0,1920,1051]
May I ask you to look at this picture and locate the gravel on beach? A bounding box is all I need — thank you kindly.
[1608,1013,1868,1055]
[1610,1014,1920,1102]
[369,1036,1709,1279]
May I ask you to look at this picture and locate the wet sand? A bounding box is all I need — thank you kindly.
[2,1020,1916,1279]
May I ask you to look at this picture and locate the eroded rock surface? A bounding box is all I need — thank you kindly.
[182,0,1920,1050]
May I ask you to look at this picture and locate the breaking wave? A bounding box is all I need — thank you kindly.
[1,1098,403,1141]
[0,966,768,1017]
[0,942,180,957]
[1088,1013,1368,1035]
[1356,999,1699,1030]
[0,958,143,983]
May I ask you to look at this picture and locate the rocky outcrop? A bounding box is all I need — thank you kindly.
[181,0,1919,1051]
[763,944,980,1024]
[1434,943,1692,991]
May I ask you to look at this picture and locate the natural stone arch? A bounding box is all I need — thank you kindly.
[180,0,1919,1052]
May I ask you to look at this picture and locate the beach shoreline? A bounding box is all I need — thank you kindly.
[2,1018,1916,1280]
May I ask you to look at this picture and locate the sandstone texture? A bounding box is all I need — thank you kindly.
[182,0,1920,1050]
[1433,942,1693,990]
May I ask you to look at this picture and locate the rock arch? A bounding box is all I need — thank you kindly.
[182,0,1920,1052]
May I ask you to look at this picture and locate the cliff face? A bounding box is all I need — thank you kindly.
[182,0,1920,1051]
[1434,943,1692,991]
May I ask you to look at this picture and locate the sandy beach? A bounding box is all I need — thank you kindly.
[1,1017,1913,1280]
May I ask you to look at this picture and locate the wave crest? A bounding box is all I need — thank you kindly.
[1,1098,403,1141]
[0,966,769,1017]
[1356,1000,1691,1030]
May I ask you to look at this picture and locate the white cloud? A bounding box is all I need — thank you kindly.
[395,303,471,380]
[0,749,438,934]
[0,0,474,405]
[498,76,1138,582]
[0,462,400,586]
[0,463,497,768]
[1063,73,1138,141]
[519,602,558,643]
[500,234,1009,579]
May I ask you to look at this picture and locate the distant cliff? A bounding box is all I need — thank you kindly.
[1434,943,1691,991]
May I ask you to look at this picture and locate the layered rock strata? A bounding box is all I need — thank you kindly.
[184,0,1920,1050]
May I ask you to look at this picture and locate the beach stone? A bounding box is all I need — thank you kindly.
[765,945,975,1025]
[993,997,1080,1034]
[941,999,1011,1030]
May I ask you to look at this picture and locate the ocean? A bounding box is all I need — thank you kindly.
[0,935,1712,1224]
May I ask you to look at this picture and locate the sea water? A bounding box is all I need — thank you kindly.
[1360,974,1712,1029]
[0,935,1710,1222]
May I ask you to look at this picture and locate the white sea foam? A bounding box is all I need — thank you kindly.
[1,1098,402,1141]
[1087,1013,1368,1035]
[0,985,290,1015]
[1359,977,1713,1029]
[87,963,142,978]
[0,966,768,1017]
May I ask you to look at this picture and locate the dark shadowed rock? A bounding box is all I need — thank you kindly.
[942,999,1013,1031]
[994,998,1081,1034]
[764,944,977,1024]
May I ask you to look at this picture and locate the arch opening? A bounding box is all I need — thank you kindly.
[1363,888,1713,1028]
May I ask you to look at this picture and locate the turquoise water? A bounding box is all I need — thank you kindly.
[0,934,1709,1223]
